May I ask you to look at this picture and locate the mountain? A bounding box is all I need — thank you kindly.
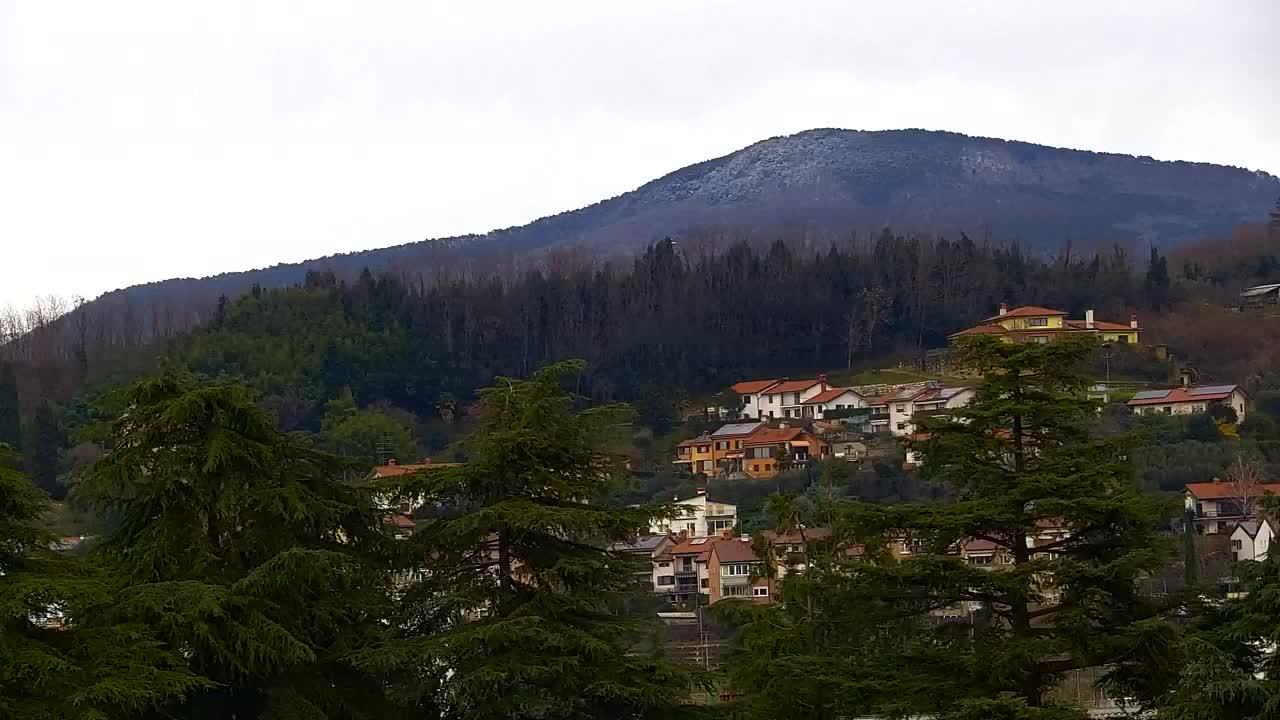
[74,128,1280,312]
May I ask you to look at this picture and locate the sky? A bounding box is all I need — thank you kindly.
[2,1,1277,310]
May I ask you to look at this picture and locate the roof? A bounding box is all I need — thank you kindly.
[676,434,711,448]
[668,536,718,560]
[913,386,971,403]
[386,513,416,530]
[1242,283,1280,297]
[950,323,1011,338]
[672,492,734,506]
[760,528,834,544]
[1127,384,1242,407]
[802,387,862,404]
[731,379,780,394]
[711,422,765,438]
[765,379,825,395]
[1063,319,1135,331]
[369,461,460,478]
[963,538,999,553]
[982,306,1068,322]
[710,538,761,563]
[1186,482,1280,500]
[609,535,671,553]
[1233,520,1263,538]
[742,427,806,445]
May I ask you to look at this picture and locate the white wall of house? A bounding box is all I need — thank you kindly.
[805,390,868,419]
[767,383,829,419]
[889,388,975,437]
[1231,522,1274,562]
[649,495,738,537]
[1134,390,1248,423]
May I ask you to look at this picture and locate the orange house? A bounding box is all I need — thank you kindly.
[675,422,766,475]
[740,427,830,479]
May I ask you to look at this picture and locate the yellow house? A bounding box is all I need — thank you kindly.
[949,304,1139,345]
[675,422,766,475]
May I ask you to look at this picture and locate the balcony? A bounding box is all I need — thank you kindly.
[674,567,698,577]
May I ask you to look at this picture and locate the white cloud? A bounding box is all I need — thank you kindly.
[1,0,1276,309]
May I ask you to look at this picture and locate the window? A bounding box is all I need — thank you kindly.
[1032,335,1048,344]
[897,422,909,431]
[685,523,696,533]
[1232,539,1243,550]
[657,575,675,586]
[968,555,994,566]
[896,404,907,413]
[752,586,769,597]
[723,584,749,597]
[721,563,752,576]
[1233,552,1240,562]
[1116,335,1129,344]
[791,393,800,405]
[734,440,741,449]
[769,395,776,404]
[708,519,733,533]
[715,441,728,450]
[1192,404,1206,413]
[751,464,760,472]
[697,445,709,453]
[700,578,709,589]
[1028,317,1048,327]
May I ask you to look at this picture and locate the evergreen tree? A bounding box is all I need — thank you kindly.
[363,360,704,720]
[74,372,395,719]
[0,362,19,450]
[1144,246,1170,309]
[23,401,64,497]
[724,336,1173,718]
[1,448,200,719]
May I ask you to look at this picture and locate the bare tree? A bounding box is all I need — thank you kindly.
[1225,455,1269,519]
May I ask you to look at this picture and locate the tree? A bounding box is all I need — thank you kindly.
[0,361,19,450]
[363,360,704,720]
[1270,195,1280,236]
[318,388,418,468]
[725,336,1173,718]
[1145,246,1171,309]
[23,400,64,497]
[73,372,395,719]
[0,448,201,718]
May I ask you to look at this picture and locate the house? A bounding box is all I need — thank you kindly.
[608,534,678,591]
[740,426,830,479]
[1185,481,1280,534]
[799,387,868,420]
[1241,283,1280,309]
[707,536,771,603]
[759,528,835,586]
[961,538,1012,569]
[649,490,738,538]
[950,304,1139,345]
[365,459,460,514]
[731,379,782,420]
[754,377,832,420]
[1230,520,1277,563]
[674,422,766,475]
[879,382,975,437]
[661,536,716,604]
[1127,384,1248,423]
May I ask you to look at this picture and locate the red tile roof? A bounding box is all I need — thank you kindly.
[386,513,416,530]
[1127,385,1240,407]
[760,528,834,544]
[963,538,1000,552]
[802,388,861,404]
[1063,319,1135,331]
[710,538,760,563]
[369,461,460,478]
[731,379,781,394]
[742,427,806,445]
[981,306,1068,322]
[764,379,825,395]
[1186,482,1280,500]
[951,323,1011,337]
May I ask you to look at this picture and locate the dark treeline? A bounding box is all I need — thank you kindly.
[166,230,1159,431]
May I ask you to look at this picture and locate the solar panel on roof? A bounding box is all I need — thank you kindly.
[1131,390,1172,400]
[690,538,707,545]
[1190,385,1236,396]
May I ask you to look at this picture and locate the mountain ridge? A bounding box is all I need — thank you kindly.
[90,128,1280,306]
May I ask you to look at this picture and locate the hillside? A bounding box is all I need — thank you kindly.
[96,128,1280,314]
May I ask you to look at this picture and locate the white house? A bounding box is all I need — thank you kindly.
[751,378,831,419]
[1231,520,1276,562]
[649,491,738,538]
[730,379,782,419]
[883,383,975,437]
[1127,384,1248,423]
[799,387,868,419]
[1186,481,1280,534]
[607,534,678,592]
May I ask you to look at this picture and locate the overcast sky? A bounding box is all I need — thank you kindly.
[2,1,1277,310]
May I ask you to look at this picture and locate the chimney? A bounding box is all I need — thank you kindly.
[998,302,1008,316]
[695,487,707,496]
[1085,309,1094,329]
[1130,313,1138,329]
[818,373,828,390]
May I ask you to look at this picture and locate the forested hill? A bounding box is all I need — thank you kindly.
[77,129,1280,334]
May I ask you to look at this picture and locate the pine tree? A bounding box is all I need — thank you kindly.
[0,362,19,450]
[724,336,1173,718]
[73,371,396,719]
[0,448,201,719]
[23,401,64,497]
[362,360,704,720]
[1144,246,1170,309]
